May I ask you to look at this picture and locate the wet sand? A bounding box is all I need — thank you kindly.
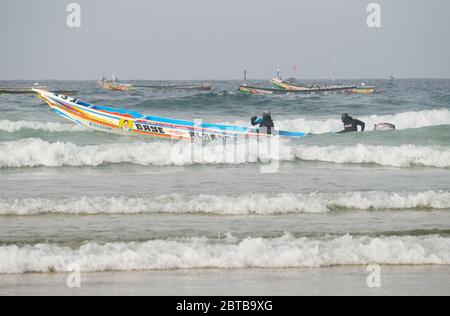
[1,266,449,296]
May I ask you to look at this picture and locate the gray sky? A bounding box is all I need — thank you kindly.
[0,0,449,80]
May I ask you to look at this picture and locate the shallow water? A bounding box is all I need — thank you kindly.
[0,79,449,294]
[1,267,449,296]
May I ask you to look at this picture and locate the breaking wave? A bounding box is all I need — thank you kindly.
[0,138,449,168]
[1,109,449,135]
[293,144,450,168]
[1,191,449,216]
[232,109,450,134]
[0,120,88,133]
[1,234,449,273]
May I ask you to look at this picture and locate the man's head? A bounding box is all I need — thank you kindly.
[341,113,349,123]
[263,110,271,118]
[123,120,129,128]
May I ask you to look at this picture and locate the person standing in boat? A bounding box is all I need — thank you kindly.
[251,110,274,135]
[338,114,365,133]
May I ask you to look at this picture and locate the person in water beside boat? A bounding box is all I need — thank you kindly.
[338,113,365,133]
[251,110,274,134]
[249,112,392,135]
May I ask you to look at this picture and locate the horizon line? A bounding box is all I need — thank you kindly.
[1,77,450,82]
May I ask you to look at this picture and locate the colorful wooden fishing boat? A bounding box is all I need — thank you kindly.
[34,89,309,140]
[347,85,377,94]
[271,67,376,94]
[97,80,133,91]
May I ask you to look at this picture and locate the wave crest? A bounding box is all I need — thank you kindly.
[2,109,449,135]
[0,120,88,133]
[1,234,449,273]
[0,138,449,168]
[265,109,450,134]
[1,191,449,216]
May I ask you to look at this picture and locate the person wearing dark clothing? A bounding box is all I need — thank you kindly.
[251,110,274,135]
[338,114,365,133]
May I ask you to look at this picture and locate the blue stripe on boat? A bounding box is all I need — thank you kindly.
[78,100,253,133]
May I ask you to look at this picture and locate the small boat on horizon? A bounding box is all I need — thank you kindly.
[271,67,376,95]
[97,69,213,92]
[237,70,376,95]
[97,74,133,91]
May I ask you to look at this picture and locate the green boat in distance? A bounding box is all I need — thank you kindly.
[271,67,376,94]
[271,78,376,95]
[237,71,374,95]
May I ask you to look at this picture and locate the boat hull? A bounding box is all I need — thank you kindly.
[271,79,376,94]
[238,84,369,95]
[271,79,313,91]
[98,81,133,91]
[238,86,280,95]
[347,87,377,94]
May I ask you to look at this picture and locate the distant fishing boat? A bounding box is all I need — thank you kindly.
[97,74,133,91]
[271,78,354,92]
[237,70,287,95]
[271,67,376,94]
[238,85,288,95]
[237,71,374,95]
[271,78,376,94]
[347,83,377,94]
[99,81,133,91]
[270,66,326,91]
[238,84,371,95]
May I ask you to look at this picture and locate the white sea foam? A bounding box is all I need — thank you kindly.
[294,144,450,168]
[232,108,450,134]
[0,138,449,168]
[1,234,449,273]
[0,120,88,133]
[1,191,448,216]
[1,109,449,135]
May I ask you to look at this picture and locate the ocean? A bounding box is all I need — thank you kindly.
[0,79,449,295]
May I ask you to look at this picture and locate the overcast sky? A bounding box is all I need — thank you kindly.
[0,0,449,80]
